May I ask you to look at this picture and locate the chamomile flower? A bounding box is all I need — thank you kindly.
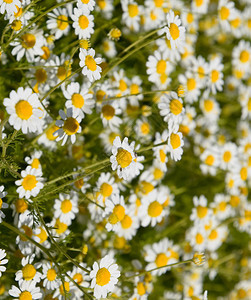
[134,118,151,142]
[96,172,119,205]
[25,150,42,170]
[115,208,139,240]
[16,212,35,255]
[0,185,8,223]
[53,276,74,300]
[191,0,209,14]
[158,92,185,131]
[15,166,44,199]
[218,0,235,31]
[232,40,251,72]
[47,7,71,40]
[9,281,42,300]
[100,102,122,131]
[54,192,79,225]
[100,128,121,154]
[200,145,220,176]
[153,130,169,171]
[200,92,221,122]
[207,56,224,94]
[0,0,21,15]
[168,129,184,161]
[77,0,95,11]
[38,123,59,150]
[71,7,94,39]
[210,194,233,221]
[190,195,212,225]
[79,48,102,82]
[90,255,120,299]
[4,87,44,134]
[187,226,207,252]
[159,10,186,51]
[41,262,60,290]
[0,249,8,277]
[121,0,142,32]
[178,72,202,103]
[110,136,137,180]
[219,142,239,171]
[15,255,41,284]
[54,108,82,146]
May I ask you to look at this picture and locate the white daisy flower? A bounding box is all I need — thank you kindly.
[25,150,43,170]
[189,55,209,88]
[178,72,202,103]
[54,108,82,146]
[9,281,42,300]
[207,56,224,94]
[15,254,41,285]
[15,166,44,200]
[191,0,209,14]
[110,136,137,180]
[63,81,95,118]
[190,195,213,225]
[41,262,60,290]
[0,185,8,223]
[200,145,220,176]
[218,0,235,31]
[168,129,184,161]
[3,87,44,134]
[96,172,119,205]
[0,249,8,277]
[186,225,207,252]
[90,255,120,299]
[100,102,122,131]
[115,207,139,240]
[53,276,74,300]
[210,194,233,222]
[102,38,117,58]
[54,192,79,225]
[121,0,142,32]
[47,7,71,40]
[77,0,95,11]
[219,142,239,171]
[79,48,102,82]
[232,40,251,72]
[72,7,94,39]
[134,118,151,142]
[0,0,21,15]
[200,92,221,122]
[159,10,186,51]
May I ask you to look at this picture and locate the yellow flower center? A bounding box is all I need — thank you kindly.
[140,122,150,135]
[57,15,68,30]
[187,78,196,91]
[130,83,139,95]
[19,291,32,300]
[148,201,163,217]
[154,0,163,8]
[21,33,36,49]
[153,168,164,180]
[248,98,251,111]
[113,204,125,221]
[137,282,146,296]
[205,155,214,166]
[155,253,168,267]
[169,23,180,40]
[230,17,240,28]
[170,133,181,149]
[35,68,47,84]
[61,199,72,213]
[197,66,205,78]
[109,132,119,145]
[156,59,166,74]
[102,105,115,120]
[72,93,84,108]
[11,20,22,31]
[31,158,40,169]
[121,215,132,229]
[15,100,33,120]
[196,233,203,244]
[57,65,71,81]
[47,268,57,281]
[113,236,126,249]
[110,28,121,39]
[220,6,230,20]
[108,213,119,225]
[96,267,111,286]
[22,264,36,281]
[195,0,203,7]
[47,125,59,141]
[100,183,113,197]
[204,99,214,112]
[170,99,183,115]
[96,90,106,103]
[14,5,22,17]
[20,225,33,241]
[73,273,83,284]
[119,79,127,92]
[35,227,48,243]
[116,148,132,168]
[240,50,250,63]
[22,175,37,191]
[59,282,70,295]
[237,289,247,299]
[223,151,231,162]
[74,178,84,189]
[63,117,80,135]
[159,149,166,163]
[187,12,194,23]
[219,201,227,211]
[128,4,139,18]
[55,218,68,234]
[240,167,247,181]
[79,15,89,29]
[85,55,97,71]
[209,229,218,240]
[97,0,106,9]
[139,181,154,195]
[211,70,219,83]
[230,195,239,207]
[41,46,50,60]
[197,206,208,218]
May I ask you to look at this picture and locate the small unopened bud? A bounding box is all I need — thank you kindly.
[108,28,122,41]
[192,252,205,266]
[82,244,88,255]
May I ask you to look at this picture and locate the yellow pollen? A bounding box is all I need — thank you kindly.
[15,198,28,213]
[223,151,231,162]
[197,205,208,218]
[22,264,36,281]
[72,93,84,108]
[150,11,157,21]
[63,117,79,135]
[148,201,163,217]
[209,229,218,240]
[196,233,203,244]
[204,99,213,112]
[96,267,111,286]
[211,70,219,83]
[170,99,183,115]
[113,204,125,221]
[139,181,154,195]
[57,15,68,30]
[47,125,59,141]
[79,15,89,29]
[73,273,83,284]
[102,105,115,120]
[22,175,37,191]
[128,4,139,18]
[169,23,180,40]
[240,50,250,63]
[244,210,251,221]
[19,291,32,300]
[116,148,132,168]
[85,55,97,71]
[248,98,251,111]
[100,183,113,197]
[59,282,70,294]
[170,133,181,149]
[155,253,168,267]
[81,0,90,3]
[160,73,168,84]
[220,6,230,20]
[61,199,72,213]
[0,198,2,209]
[47,268,57,281]
[187,78,196,91]
[15,100,33,120]
[156,59,166,74]
[230,18,240,28]
[121,215,133,229]
[31,158,40,169]
[35,227,47,243]
[137,282,146,296]
[205,155,214,166]
[21,33,36,49]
